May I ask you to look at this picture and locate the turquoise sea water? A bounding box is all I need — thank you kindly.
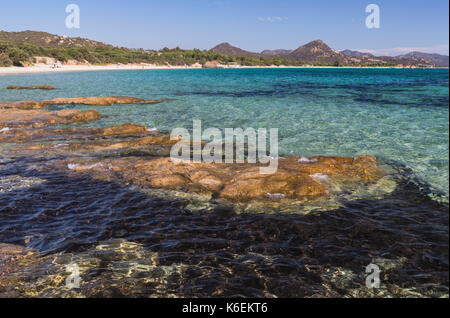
[0,68,449,297]
[1,68,449,198]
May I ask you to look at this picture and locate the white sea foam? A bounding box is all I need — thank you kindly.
[265,193,286,199]
[54,143,69,148]
[0,175,44,193]
[68,163,103,170]
[298,157,318,163]
[310,173,329,181]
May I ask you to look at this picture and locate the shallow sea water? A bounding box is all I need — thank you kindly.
[1,68,448,197]
[0,68,448,297]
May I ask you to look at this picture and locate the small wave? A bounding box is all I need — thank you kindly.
[265,193,286,200]
[0,175,44,193]
[68,163,104,170]
[298,157,318,163]
[310,173,329,181]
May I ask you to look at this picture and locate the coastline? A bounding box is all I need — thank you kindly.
[0,64,200,76]
[1,64,446,76]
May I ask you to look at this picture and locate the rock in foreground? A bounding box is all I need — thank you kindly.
[0,123,150,143]
[0,93,384,206]
[57,155,383,202]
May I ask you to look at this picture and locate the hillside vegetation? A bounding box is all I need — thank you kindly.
[0,31,305,67]
[0,31,445,67]
[0,40,306,67]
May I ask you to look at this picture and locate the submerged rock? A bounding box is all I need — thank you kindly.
[99,123,149,136]
[0,123,149,143]
[45,96,166,106]
[7,85,56,90]
[54,154,383,203]
[0,100,43,110]
[55,109,101,123]
[0,96,166,110]
[0,108,101,128]
[0,92,384,205]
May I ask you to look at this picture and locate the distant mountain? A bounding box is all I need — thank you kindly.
[285,40,350,64]
[397,51,449,67]
[210,42,261,58]
[261,49,292,56]
[341,50,448,67]
[0,30,111,49]
[341,49,374,58]
[209,40,441,67]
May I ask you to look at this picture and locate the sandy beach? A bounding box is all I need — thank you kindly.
[0,64,205,76]
[2,64,437,76]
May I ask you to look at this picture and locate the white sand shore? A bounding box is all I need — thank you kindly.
[0,64,204,76]
[0,64,441,76]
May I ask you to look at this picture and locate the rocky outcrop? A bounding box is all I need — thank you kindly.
[7,85,56,90]
[0,100,43,110]
[99,123,149,136]
[0,123,149,143]
[53,134,179,157]
[55,109,101,122]
[0,94,163,138]
[0,108,101,128]
[0,93,383,206]
[56,155,382,202]
[0,96,166,110]
[44,96,166,107]
[203,61,222,69]
[15,133,180,159]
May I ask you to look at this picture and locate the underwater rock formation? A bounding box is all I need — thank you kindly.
[0,95,383,204]
[0,108,101,128]
[0,96,166,110]
[53,154,382,202]
[37,122,150,138]
[6,85,56,90]
[0,123,150,143]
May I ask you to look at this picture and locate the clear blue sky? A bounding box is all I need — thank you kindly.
[0,0,448,55]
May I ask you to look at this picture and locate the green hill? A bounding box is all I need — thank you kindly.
[0,30,111,49]
[210,42,262,58]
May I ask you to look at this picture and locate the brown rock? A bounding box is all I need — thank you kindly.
[0,108,101,128]
[203,61,222,69]
[0,123,150,143]
[0,96,165,110]
[2,114,383,204]
[7,85,56,90]
[149,174,188,188]
[220,170,328,201]
[99,123,148,136]
[57,154,382,202]
[190,171,224,192]
[54,109,80,117]
[44,96,164,106]
[70,109,102,122]
[0,100,43,110]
